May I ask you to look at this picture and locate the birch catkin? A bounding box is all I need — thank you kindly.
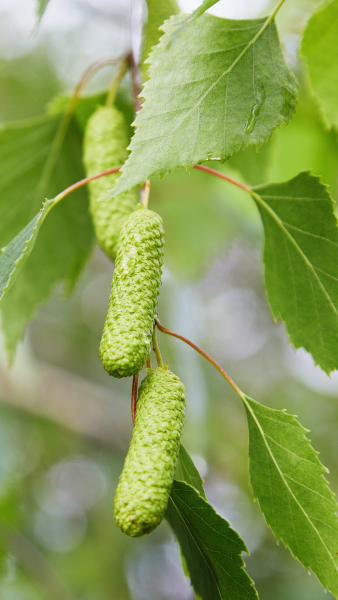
[100,206,165,378]
[83,105,139,261]
[114,366,186,537]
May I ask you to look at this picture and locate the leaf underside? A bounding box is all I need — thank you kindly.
[244,395,338,596]
[166,480,258,600]
[112,11,298,196]
[252,171,338,374]
[301,0,338,128]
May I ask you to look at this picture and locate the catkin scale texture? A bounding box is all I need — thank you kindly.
[114,367,186,537]
[100,206,165,378]
[83,105,139,261]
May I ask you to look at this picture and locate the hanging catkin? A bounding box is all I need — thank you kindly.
[114,366,186,537]
[83,105,139,261]
[100,206,165,378]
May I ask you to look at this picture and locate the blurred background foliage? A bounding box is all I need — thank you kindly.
[0,0,337,598]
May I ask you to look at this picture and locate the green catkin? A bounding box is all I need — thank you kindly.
[114,366,186,537]
[141,0,179,81]
[83,105,139,261]
[100,206,165,378]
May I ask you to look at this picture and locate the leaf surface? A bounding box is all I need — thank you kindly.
[112,11,298,195]
[142,0,180,82]
[166,480,258,600]
[244,394,338,596]
[252,171,338,373]
[0,113,93,361]
[176,444,206,498]
[301,0,338,128]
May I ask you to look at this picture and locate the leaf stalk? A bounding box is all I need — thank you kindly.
[155,317,244,399]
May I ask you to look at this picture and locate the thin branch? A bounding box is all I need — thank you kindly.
[51,162,250,211]
[155,317,245,400]
[131,373,139,425]
[106,58,129,107]
[54,167,120,205]
[147,355,152,369]
[193,165,251,192]
[152,326,163,367]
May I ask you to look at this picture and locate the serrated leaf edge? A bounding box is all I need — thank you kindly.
[252,171,338,374]
[243,395,338,587]
[111,11,298,196]
[168,480,259,599]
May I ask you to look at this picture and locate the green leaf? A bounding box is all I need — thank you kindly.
[0,113,93,361]
[252,171,338,374]
[243,394,338,597]
[141,0,180,82]
[190,0,220,19]
[112,11,298,196]
[166,480,258,600]
[176,444,206,498]
[0,201,53,304]
[36,0,50,22]
[301,0,338,128]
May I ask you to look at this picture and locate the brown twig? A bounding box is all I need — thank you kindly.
[131,373,139,425]
[147,355,152,369]
[51,162,251,211]
[193,165,251,192]
[155,317,245,399]
[54,167,121,205]
[128,50,142,114]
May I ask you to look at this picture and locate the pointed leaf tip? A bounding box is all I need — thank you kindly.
[244,394,338,596]
[253,171,338,373]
